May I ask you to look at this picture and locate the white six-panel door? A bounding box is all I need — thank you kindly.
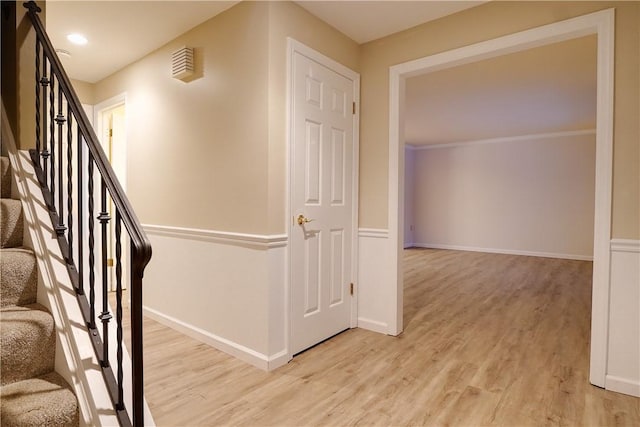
[290,46,357,355]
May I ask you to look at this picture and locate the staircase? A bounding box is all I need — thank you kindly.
[0,155,79,426]
[0,2,152,424]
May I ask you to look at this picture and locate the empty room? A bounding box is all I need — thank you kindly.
[402,34,601,421]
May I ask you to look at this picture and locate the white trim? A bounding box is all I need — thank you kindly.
[357,317,389,335]
[143,306,288,371]
[605,375,640,398]
[388,9,615,387]
[610,239,640,253]
[590,9,615,389]
[287,39,360,82]
[93,92,127,117]
[286,38,361,356]
[142,224,287,249]
[412,243,593,261]
[408,129,596,150]
[93,93,128,292]
[358,228,389,239]
[93,94,127,190]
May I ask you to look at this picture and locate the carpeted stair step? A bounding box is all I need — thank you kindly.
[0,304,55,386]
[1,247,37,308]
[0,156,79,425]
[1,198,24,248]
[1,156,10,198]
[0,371,79,427]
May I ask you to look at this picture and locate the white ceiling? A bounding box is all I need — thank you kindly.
[404,35,598,145]
[293,1,485,44]
[46,1,484,83]
[46,1,239,83]
[46,1,596,145]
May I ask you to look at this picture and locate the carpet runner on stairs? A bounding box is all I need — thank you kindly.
[0,155,79,426]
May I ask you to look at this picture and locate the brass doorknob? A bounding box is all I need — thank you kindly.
[297,214,314,225]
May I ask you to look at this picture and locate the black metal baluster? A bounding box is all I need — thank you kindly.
[35,39,40,158]
[40,54,49,180]
[98,179,111,367]
[131,244,144,427]
[115,210,124,410]
[77,129,84,295]
[55,86,66,235]
[88,153,96,328]
[23,4,153,425]
[49,70,55,207]
[67,106,73,263]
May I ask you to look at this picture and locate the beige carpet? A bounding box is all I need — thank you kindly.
[0,155,78,426]
[1,372,79,427]
[1,248,37,308]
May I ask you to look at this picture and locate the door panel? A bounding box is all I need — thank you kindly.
[304,231,321,316]
[291,51,354,355]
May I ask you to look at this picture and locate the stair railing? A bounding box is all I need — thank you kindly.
[23,3,151,426]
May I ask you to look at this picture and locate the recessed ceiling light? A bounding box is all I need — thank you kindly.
[67,33,88,45]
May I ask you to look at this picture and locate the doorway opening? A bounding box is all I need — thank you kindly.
[387,10,614,387]
[95,94,128,291]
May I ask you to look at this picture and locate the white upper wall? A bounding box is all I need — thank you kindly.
[408,131,596,260]
[404,35,597,145]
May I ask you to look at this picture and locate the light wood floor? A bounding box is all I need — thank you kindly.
[115,249,639,426]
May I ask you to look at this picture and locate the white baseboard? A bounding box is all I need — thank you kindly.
[143,306,289,371]
[605,375,640,397]
[412,243,593,261]
[266,350,290,371]
[358,317,389,335]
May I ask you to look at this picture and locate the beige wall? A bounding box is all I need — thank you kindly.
[408,133,596,258]
[94,2,271,233]
[14,1,46,151]
[70,79,95,105]
[266,1,360,233]
[360,1,640,239]
[92,1,359,235]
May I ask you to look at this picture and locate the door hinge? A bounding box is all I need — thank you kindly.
[107,258,114,267]
[352,102,356,115]
[350,282,354,296]
[109,128,113,138]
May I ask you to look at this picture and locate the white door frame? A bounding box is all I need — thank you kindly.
[93,93,128,291]
[94,92,127,190]
[286,38,360,357]
[388,9,614,387]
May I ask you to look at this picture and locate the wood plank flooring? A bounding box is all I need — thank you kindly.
[115,249,639,426]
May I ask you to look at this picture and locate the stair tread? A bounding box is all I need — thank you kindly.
[0,198,24,248]
[0,162,79,424]
[0,247,37,307]
[0,303,55,386]
[0,371,79,427]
